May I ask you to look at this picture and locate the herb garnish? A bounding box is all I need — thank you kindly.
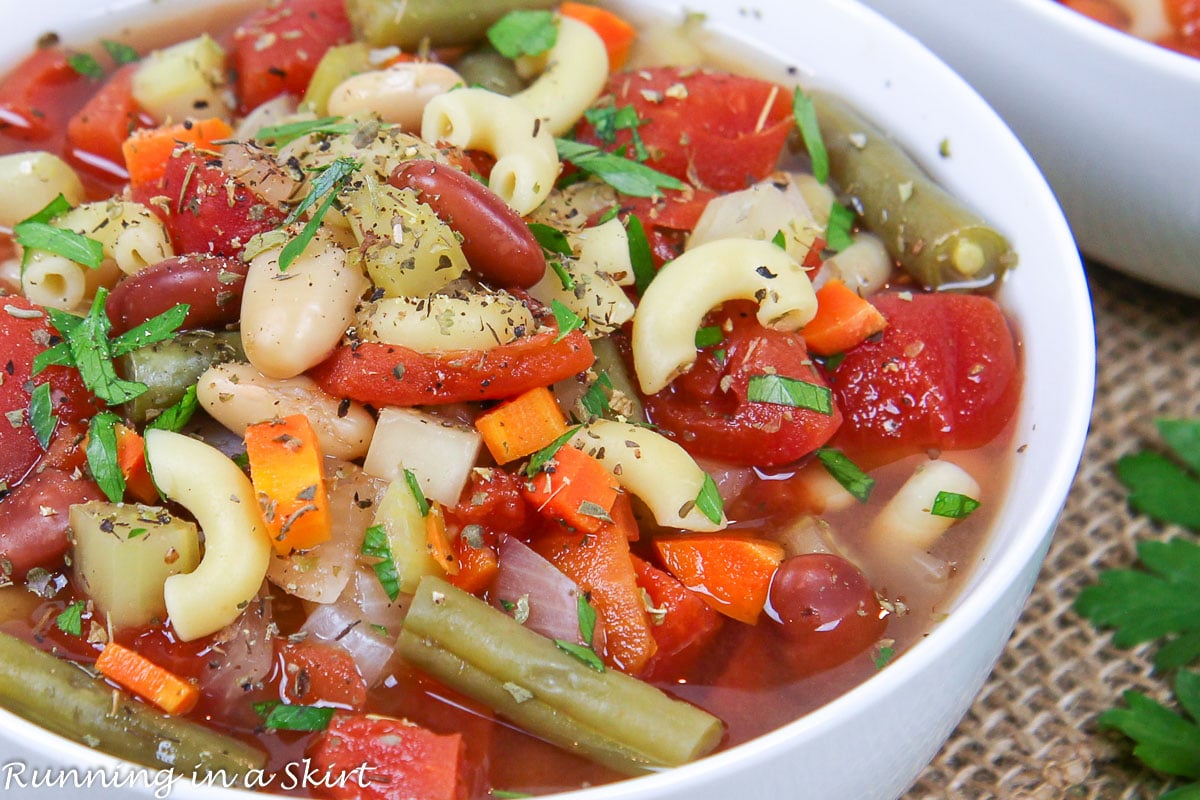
[825,201,856,253]
[487,10,558,59]
[584,105,647,161]
[28,383,56,449]
[279,156,360,271]
[525,427,581,478]
[56,600,86,637]
[579,373,613,420]
[930,490,981,519]
[404,468,430,517]
[555,594,605,672]
[255,117,356,148]
[67,53,104,79]
[549,299,584,343]
[102,40,140,64]
[695,473,724,525]
[555,138,686,198]
[13,194,104,270]
[694,326,724,349]
[361,524,401,602]
[746,374,834,415]
[792,87,829,184]
[86,412,126,503]
[623,214,655,295]
[254,701,335,732]
[146,384,199,433]
[815,447,875,503]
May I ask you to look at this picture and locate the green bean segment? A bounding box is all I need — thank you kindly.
[345,0,558,48]
[0,632,265,779]
[453,44,526,96]
[812,92,1016,290]
[119,331,242,424]
[396,576,724,774]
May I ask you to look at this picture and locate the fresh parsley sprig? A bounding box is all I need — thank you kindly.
[279,157,360,271]
[13,194,104,270]
[555,138,686,198]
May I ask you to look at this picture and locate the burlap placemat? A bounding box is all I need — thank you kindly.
[904,262,1200,799]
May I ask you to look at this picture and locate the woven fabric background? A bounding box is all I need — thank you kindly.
[905,263,1200,799]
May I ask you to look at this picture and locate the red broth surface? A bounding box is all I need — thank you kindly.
[0,2,1023,798]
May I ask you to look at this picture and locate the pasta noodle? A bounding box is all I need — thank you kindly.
[513,16,610,137]
[0,152,85,228]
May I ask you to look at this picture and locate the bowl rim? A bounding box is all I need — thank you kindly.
[0,0,1096,798]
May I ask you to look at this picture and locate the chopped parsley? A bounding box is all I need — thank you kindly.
[1115,418,1200,530]
[528,222,574,257]
[929,490,980,519]
[815,447,875,503]
[549,299,584,342]
[825,201,856,253]
[254,702,335,731]
[487,10,558,59]
[555,138,686,198]
[279,156,361,271]
[584,105,647,161]
[146,384,199,433]
[792,87,829,184]
[525,427,581,477]
[361,524,401,602]
[255,117,357,148]
[695,473,724,525]
[746,374,834,415]
[623,214,655,295]
[86,412,126,503]
[67,52,104,79]
[694,326,724,349]
[555,594,604,672]
[28,383,56,449]
[404,468,430,517]
[13,194,104,270]
[56,600,86,637]
[101,40,140,65]
[579,373,613,420]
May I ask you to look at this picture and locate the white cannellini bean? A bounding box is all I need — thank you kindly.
[197,362,376,461]
[327,62,464,131]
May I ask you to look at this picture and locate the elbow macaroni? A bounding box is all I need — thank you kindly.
[631,238,818,394]
[0,152,85,229]
[146,429,272,642]
[513,16,610,137]
[421,88,559,216]
[527,220,636,337]
[569,419,728,532]
[870,459,982,551]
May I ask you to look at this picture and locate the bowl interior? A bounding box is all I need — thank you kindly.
[0,2,1095,799]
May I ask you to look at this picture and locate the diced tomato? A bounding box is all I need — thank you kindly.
[641,302,843,467]
[309,712,465,800]
[132,147,286,257]
[618,188,717,268]
[309,329,595,407]
[66,63,149,177]
[575,67,793,192]
[277,640,368,710]
[0,296,98,488]
[444,467,530,537]
[0,468,105,580]
[1165,0,1200,34]
[825,292,1021,466]
[632,556,723,682]
[0,48,87,142]
[230,0,353,113]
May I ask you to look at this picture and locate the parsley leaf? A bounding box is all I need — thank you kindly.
[555,639,605,671]
[825,201,856,253]
[255,702,335,731]
[110,303,190,356]
[1099,671,1200,781]
[255,117,356,148]
[404,468,430,517]
[69,291,147,405]
[14,193,105,270]
[584,105,647,161]
[815,447,874,502]
[525,427,580,477]
[67,53,104,79]
[747,374,834,415]
[792,87,829,184]
[528,222,574,256]
[28,383,56,449]
[1116,418,1200,529]
[695,473,724,525]
[930,490,981,519]
[487,10,558,59]
[102,40,140,64]
[555,138,686,197]
[147,384,199,433]
[280,157,360,271]
[579,373,613,420]
[56,601,86,637]
[694,326,724,348]
[361,524,401,602]
[550,299,584,343]
[623,214,655,295]
[86,412,126,503]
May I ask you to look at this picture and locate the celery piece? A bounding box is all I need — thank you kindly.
[370,479,442,595]
[118,331,242,424]
[0,632,264,777]
[131,33,230,123]
[70,501,200,631]
[397,576,724,774]
[346,0,558,48]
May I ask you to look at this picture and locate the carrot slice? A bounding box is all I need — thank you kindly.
[522,444,621,533]
[801,278,888,356]
[244,414,330,555]
[425,502,459,576]
[475,386,568,465]
[121,117,234,188]
[95,642,199,715]
[653,535,785,625]
[560,2,637,71]
[114,423,157,504]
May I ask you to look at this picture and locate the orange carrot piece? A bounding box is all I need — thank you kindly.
[448,533,499,595]
[653,535,785,625]
[475,386,569,465]
[95,642,200,715]
[801,279,888,356]
[244,414,330,555]
[114,423,157,504]
[522,444,621,533]
[534,520,658,674]
[121,117,234,188]
[560,2,637,71]
[425,502,459,576]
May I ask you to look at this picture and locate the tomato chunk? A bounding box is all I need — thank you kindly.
[66,63,149,175]
[231,0,353,112]
[643,303,843,467]
[826,292,1021,465]
[0,48,85,142]
[632,555,723,682]
[277,640,367,710]
[309,712,465,800]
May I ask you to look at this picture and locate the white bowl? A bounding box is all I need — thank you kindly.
[861,0,1200,297]
[0,1,1095,799]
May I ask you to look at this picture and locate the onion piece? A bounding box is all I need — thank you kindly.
[196,593,275,723]
[491,535,603,649]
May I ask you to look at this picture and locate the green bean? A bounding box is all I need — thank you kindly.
[0,632,265,779]
[453,44,526,96]
[119,332,242,424]
[345,0,558,48]
[396,576,724,774]
[811,91,1016,291]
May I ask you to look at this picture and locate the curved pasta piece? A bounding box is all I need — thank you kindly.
[870,459,982,551]
[631,238,817,394]
[358,292,538,352]
[145,429,272,642]
[20,255,119,312]
[197,362,376,461]
[569,419,727,532]
[241,233,367,378]
[513,16,609,137]
[0,151,85,228]
[421,88,559,216]
[527,220,635,337]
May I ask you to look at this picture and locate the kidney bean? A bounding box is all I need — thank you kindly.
[0,468,104,581]
[105,254,249,335]
[389,159,546,288]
